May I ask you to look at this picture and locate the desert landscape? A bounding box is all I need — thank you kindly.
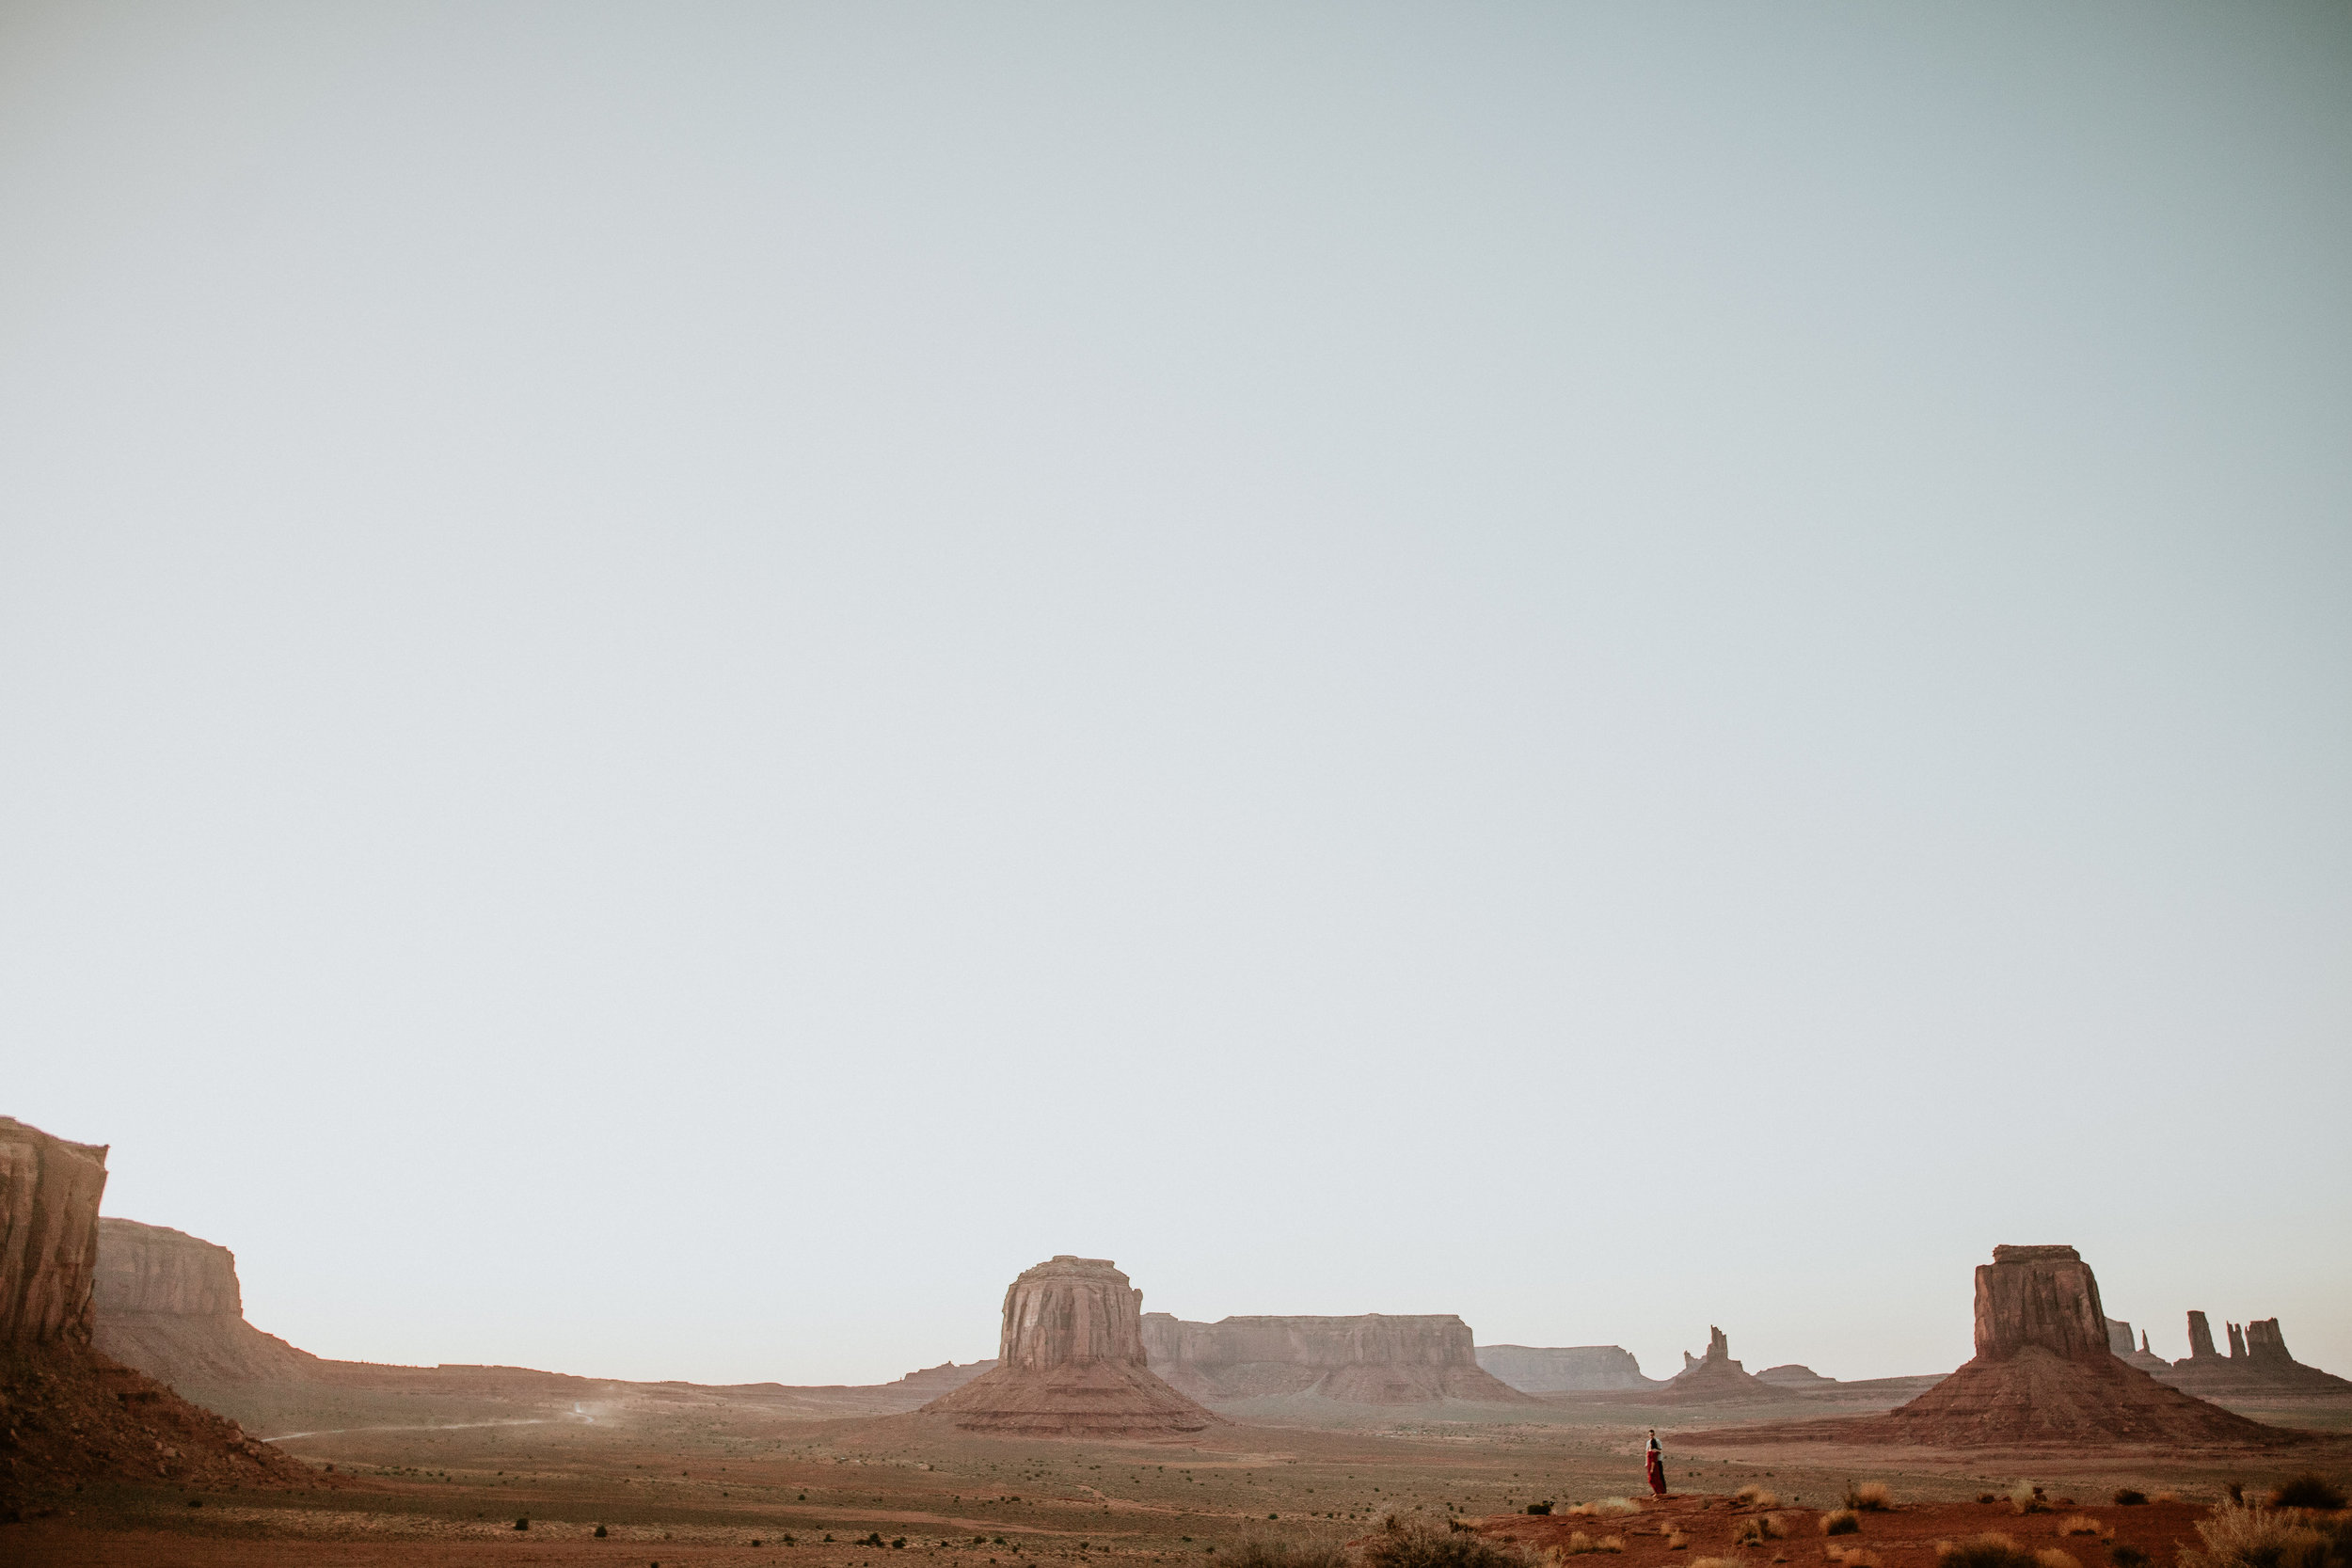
[6,1114,2347,1568]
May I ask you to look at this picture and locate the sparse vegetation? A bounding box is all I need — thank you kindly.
[1528,1503,1553,1516]
[2114,1492,2148,1508]
[2010,1484,2049,1516]
[2179,1505,2352,1568]
[1229,1541,1353,1568]
[1846,1483,1894,1513]
[2111,1550,2148,1568]
[1362,1515,1532,1568]
[1664,1532,1689,1552]
[1821,1512,1861,1537]
[2033,1550,2079,1568]
[1933,1533,2041,1568]
[2272,1476,2348,1513]
[2058,1516,2102,1537]
[1734,1515,1786,1545]
[1826,1550,1883,1568]
[1737,1487,1783,1511]
[1553,1531,1624,1558]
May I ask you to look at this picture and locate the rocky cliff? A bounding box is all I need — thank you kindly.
[90,1218,323,1389]
[1143,1311,1533,1404]
[1475,1344,1656,1393]
[921,1257,1219,1433]
[0,1116,110,1348]
[2163,1312,2352,1398]
[1660,1326,1772,1401]
[1685,1243,2286,1449]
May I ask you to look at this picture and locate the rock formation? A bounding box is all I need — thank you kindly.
[1142,1312,1533,1404]
[0,1116,109,1347]
[90,1218,324,1389]
[1682,1244,2292,1449]
[2162,1311,2352,1399]
[1474,1344,1657,1393]
[1754,1363,1837,1387]
[1660,1326,1773,1401]
[2117,1327,2173,1376]
[0,1117,316,1514]
[920,1257,1220,1433]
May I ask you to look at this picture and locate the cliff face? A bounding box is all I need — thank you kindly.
[1475,1344,1656,1393]
[2162,1312,2352,1398]
[89,1218,322,1389]
[1660,1326,1772,1401]
[1975,1244,2108,1360]
[0,1116,110,1348]
[1143,1311,1534,1404]
[921,1257,1219,1433]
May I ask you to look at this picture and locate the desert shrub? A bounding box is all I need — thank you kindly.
[1664,1530,1688,1551]
[1934,1534,2039,1568]
[1734,1516,1787,1545]
[594,1526,608,1538]
[2272,1477,2348,1513]
[2010,1484,2049,1516]
[1821,1512,1861,1537]
[1558,1534,1597,1557]
[515,1518,530,1531]
[1229,1542,1353,1568]
[1599,1541,1624,1555]
[1979,1497,1999,1507]
[1361,1515,1532,1568]
[2112,1550,2149,1568]
[1529,1504,1554,1516]
[2114,1492,2148,1508]
[1737,1487,1782,1511]
[2178,1504,2349,1568]
[1591,1499,1639,1516]
[1847,1483,1894,1513]
[2058,1516,2103,1537]
[2034,1551,2079,1568]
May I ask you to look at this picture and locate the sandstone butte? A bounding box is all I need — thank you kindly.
[2160,1308,2352,1399]
[92,1218,325,1387]
[921,1256,1222,1434]
[1143,1311,1534,1404]
[1657,1325,1774,1402]
[0,1116,319,1517]
[1473,1342,1655,1393]
[1684,1243,2293,1450]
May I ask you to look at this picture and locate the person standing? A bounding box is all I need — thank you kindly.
[1645,1429,1666,1497]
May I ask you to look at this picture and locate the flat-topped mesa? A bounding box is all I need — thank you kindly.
[1143,1312,1534,1403]
[89,1218,322,1388]
[921,1257,1220,1434]
[1475,1343,1656,1393]
[0,1116,110,1349]
[1976,1243,2110,1360]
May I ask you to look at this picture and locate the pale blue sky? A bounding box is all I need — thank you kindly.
[4,2,2347,1386]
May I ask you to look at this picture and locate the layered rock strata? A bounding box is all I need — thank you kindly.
[1475,1344,1657,1394]
[91,1218,323,1388]
[922,1257,1220,1433]
[0,1117,316,1513]
[2163,1312,2352,1398]
[1144,1312,1532,1404]
[1684,1243,2290,1449]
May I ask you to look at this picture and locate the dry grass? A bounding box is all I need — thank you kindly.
[1231,1543,1355,1568]
[2033,1550,2079,1568]
[1664,1532,1688,1551]
[1820,1512,1861,1538]
[1361,1516,1531,1568]
[2177,1504,2350,1568]
[1737,1488,1784,1511]
[1735,1517,1788,1546]
[2057,1516,2103,1537]
[2009,1484,2049,1517]
[1933,1534,2040,1568]
[1590,1499,1640,1516]
[2112,1491,2148,1508]
[2271,1476,2348,1513]
[1846,1483,1893,1513]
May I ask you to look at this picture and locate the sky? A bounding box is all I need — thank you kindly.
[3,2,2348,1388]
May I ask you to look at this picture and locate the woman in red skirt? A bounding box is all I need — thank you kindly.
[1645,1430,1666,1497]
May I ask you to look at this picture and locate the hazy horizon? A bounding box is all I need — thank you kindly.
[6,1,2348,1389]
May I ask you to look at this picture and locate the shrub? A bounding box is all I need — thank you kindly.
[1664,1531,1688,1551]
[2177,1504,2348,1568]
[515,1518,530,1531]
[1736,1488,1782,1511]
[2272,1477,2348,1513]
[595,1526,608,1538]
[1979,1497,1999,1507]
[1847,1484,1894,1513]
[2058,1516,2102,1537]
[1529,1504,1553,1516]
[1822,1513,1861,1537]
[1361,1516,1532,1568]
[2114,1492,2148,1509]
[2111,1550,2148,1568]
[1933,1534,2040,1568]
[1734,1517,1787,1545]
[2010,1484,2049,1517]
[1591,1499,1639,1517]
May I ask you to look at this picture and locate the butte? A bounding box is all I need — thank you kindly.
[1686,1243,2296,1450]
[921,1256,1222,1435]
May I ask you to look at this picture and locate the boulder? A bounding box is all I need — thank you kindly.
[90,1218,324,1388]
[1475,1344,1658,1393]
[921,1257,1220,1434]
[1144,1312,1533,1404]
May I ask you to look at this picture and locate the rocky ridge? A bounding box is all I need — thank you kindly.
[1145,1312,1533,1404]
[1474,1343,1656,1393]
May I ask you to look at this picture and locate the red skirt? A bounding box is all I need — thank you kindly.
[1645,1450,1666,1495]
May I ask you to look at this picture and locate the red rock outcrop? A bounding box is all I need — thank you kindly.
[1142,1312,1534,1404]
[1660,1326,1774,1402]
[90,1219,324,1389]
[0,1117,109,1348]
[0,1117,318,1515]
[921,1257,1220,1434]
[1475,1343,1658,1393]
[1683,1243,2293,1449]
[2162,1312,2352,1399]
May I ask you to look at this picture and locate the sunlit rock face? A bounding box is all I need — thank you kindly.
[90,1218,321,1388]
[1974,1243,2110,1361]
[921,1257,1220,1433]
[0,1116,110,1348]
